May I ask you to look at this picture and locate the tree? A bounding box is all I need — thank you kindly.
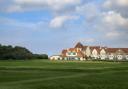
[33,54,48,59]
[0,44,48,60]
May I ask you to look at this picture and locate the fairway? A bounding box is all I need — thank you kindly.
[0,60,128,89]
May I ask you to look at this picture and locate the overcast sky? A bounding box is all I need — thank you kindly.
[0,0,128,56]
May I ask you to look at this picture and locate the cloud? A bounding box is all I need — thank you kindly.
[103,0,128,18]
[76,2,100,21]
[0,17,48,31]
[106,31,120,38]
[50,15,79,28]
[3,0,81,13]
[102,11,128,29]
[91,11,128,39]
[77,6,128,46]
[104,0,128,7]
[90,10,128,47]
[73,1,128,46]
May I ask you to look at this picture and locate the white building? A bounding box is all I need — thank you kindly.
[108,54,115,60]
[91,49,99,59]
[125,55,128,60]
[100,49,107,60]
[51,42,128,61]
[50,55,62,60]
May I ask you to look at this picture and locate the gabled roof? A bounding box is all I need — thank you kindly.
[74,42,84,49]
[68,48,77,51]
[61,49,67,57]
[62,49,67,54]
[77,50,85,57]
[90,46,100,50]
[89,46,101,54]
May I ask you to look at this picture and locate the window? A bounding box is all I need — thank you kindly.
[110,55,114,58]
[117,55,122,60]
[68,52,71,55]
[68,52,76,55]
[64,57,67,60]
[118,55,122,58]
[75,57,80,60]
[73,52,76,55]
[75,57,78,59]
[109,55,114,60]
[126,55,128,60]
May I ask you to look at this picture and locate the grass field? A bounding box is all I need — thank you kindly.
[0,60,128,89]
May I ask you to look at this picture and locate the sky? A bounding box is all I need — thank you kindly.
[0,0,128,56]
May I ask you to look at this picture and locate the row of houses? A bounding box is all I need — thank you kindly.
[50,42,128,61]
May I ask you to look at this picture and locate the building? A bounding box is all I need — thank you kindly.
[50,55,62,60]
[61,48,85,61]
[51,42,128,61]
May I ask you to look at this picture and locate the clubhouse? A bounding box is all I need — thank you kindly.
[50,42,128,61]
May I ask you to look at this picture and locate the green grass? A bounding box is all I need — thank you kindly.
[0,60,128,89]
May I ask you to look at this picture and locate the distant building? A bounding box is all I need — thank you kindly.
[51,42,128,61]
[50,55,62,60]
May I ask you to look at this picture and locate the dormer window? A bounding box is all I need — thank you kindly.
[68,52,71,55]
[67,52,76,55]
[73,52,76,55]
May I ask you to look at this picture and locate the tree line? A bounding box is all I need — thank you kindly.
[0,44,48,60]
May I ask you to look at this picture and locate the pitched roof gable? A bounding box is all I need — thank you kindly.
[75,42,84,49]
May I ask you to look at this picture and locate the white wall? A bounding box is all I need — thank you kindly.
[100,55,106,60]
[126,55,128,60]
[108,55,114,60]
[92,49,99,59]
[80,57,85,61]
[100,49,106,60]
[50,56,62,60]
[85,46,91,57]
[117,55,123,60]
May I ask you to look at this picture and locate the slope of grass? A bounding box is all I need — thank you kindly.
[0,60,128,89]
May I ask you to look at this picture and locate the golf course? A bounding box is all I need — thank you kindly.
[0,60,128,89]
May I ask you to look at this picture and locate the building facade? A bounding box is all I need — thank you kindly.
[51,42,128,61]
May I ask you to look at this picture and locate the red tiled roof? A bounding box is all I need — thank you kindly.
[120,48,128,53]
[61,49,67,57]
[77,50,85,57]
[74,42,84,49]
[107,48,128,54]
[89,46,101,54]
[89,46,100,50]
[69,48,77,51]
[107,48,118,53]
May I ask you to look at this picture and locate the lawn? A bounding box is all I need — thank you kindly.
[0,60,128,89]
